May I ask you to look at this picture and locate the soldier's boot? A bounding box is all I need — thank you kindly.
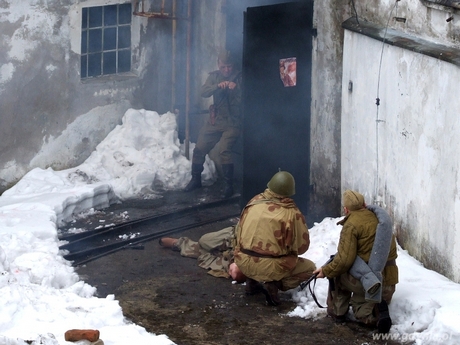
[221,164,234,199]
[184,163,203,192]
[327,310,348,324]
[376,300,392,333]
[245,278,264,295]
[159,237,180,252]
[262,281,281,306]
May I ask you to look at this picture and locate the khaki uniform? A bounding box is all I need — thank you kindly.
[323,208,399,324]
[192,70,242,165]
[234,189,316,290]
[176,226,235,279]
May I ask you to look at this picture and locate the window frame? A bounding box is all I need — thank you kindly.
[80,3,133,80]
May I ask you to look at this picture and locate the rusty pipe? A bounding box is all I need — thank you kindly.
[185,0,192,159]
[171,0,177,111]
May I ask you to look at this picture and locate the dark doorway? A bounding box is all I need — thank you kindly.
[241,1,314,215]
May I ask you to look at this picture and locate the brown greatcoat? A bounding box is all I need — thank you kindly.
[322,208,399,286]
[234,189,315,290]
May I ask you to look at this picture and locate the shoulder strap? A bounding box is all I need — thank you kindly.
[308,277,327,308]
[229,71,242,83]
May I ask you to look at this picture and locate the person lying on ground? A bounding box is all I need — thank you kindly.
[159,226,246,283]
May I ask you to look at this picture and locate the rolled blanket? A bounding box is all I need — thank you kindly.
[349,205,393,302]
[350,255,381,296]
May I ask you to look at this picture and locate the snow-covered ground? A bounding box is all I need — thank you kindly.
[0,109,459,344]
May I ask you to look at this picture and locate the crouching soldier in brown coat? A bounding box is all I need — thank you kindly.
[313,190,399,334]
[233,171,316,306]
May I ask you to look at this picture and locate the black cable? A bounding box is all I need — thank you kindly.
[374,0,399,201]
[350,0,360,26]
[376,1,399,107]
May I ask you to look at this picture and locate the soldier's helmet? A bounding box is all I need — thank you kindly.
[267,171,295,196]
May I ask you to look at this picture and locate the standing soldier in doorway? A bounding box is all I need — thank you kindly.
[184,50,242,199]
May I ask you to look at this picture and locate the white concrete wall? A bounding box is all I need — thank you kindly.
[341,30,460,282]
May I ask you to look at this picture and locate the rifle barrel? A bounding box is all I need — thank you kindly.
[299,254,335,291]
[299,273,318,291]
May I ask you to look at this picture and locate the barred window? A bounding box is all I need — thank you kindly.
[81,3,132,79]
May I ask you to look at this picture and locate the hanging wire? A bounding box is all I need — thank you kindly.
[350,0,360,26]
[374,0,400,203]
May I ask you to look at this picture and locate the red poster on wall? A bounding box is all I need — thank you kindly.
[279,57,296,87]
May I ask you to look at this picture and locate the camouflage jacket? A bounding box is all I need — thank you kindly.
[234,189,310,264]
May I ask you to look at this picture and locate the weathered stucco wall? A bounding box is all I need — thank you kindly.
[355,0,460,46]
[0,0,225,193]
[0,1,141,191]
[308,1,351,221]
[0,0,143,191]
[341,1,460,282]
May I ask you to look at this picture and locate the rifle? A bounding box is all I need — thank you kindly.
[298,254,336,308]
[299,254,335,291]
